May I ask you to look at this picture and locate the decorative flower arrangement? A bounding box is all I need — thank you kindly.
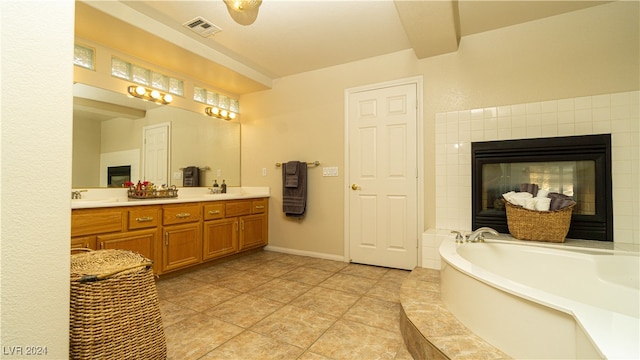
[127,180,178,199]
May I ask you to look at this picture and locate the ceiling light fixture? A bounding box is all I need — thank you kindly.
[127,85,173,105]
[223,0,262,26]
[205,106,237,121]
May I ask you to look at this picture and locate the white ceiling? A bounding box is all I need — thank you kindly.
[78,0,610,94]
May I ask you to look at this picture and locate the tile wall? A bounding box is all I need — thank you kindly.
[422,91,639,269]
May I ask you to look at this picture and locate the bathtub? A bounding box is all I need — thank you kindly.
[439,238,640,359]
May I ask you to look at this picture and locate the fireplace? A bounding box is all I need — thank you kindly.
[107,165,131,188]
[472,134,612,241]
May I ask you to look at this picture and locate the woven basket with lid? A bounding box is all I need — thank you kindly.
[70,249,166,360]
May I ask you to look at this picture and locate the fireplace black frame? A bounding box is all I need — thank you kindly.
[107,165,131,188]
[472,134,612,241]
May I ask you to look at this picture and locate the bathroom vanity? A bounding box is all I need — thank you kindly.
[71,189,269,275]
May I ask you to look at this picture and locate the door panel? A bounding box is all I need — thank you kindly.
[348,83,417,270]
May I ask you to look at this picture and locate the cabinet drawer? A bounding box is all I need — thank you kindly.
[128,207,161,230]
[251,199,267,214]
[163,204,201,225]
[225,201,251,217]
[204,203,225,220]
[71,209,125,237]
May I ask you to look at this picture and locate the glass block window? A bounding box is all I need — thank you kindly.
[151,72,169,91]
[206,92,218,106]
[110,57,184,97]
[230,99,239,113]
[194,87,206,103]
[132,65,150,86]
[169,78,184,96]
[74,44,95,70]
[193,87,240,114]
[111,57,130,80]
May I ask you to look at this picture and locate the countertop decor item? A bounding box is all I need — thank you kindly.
[128,182,178,199]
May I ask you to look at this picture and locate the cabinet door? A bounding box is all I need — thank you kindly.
[71,235,96,251]
[162,223,202,273]
[239,213,268,251]
[96,229,159,273]
[203,218,238,260]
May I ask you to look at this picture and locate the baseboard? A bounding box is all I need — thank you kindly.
[263,245,346,262]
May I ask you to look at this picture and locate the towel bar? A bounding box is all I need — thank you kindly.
[275,161,320,167]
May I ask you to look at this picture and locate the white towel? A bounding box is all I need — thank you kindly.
[503,191,533,207]
[536,189,549,198]
[524,198,537,210]
[535,197,551,211]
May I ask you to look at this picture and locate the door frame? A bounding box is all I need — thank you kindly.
[142,122,171,185]
[343,76,424,267]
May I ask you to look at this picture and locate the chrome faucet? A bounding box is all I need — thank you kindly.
[71,189,87,199]
[467,227,498,242]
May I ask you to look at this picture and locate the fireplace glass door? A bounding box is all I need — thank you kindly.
[482,160,596,216]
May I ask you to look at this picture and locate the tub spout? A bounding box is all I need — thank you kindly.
[467,227,498,242]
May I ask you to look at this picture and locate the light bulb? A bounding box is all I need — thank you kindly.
[163,94,173,103]
[135,86,146,96]
[229,112,237,119]
[150,90,161,99]
[221,110,229,118]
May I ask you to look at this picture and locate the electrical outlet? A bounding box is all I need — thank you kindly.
[172,171,182,180]
[262,168,267,176]
[217,169,221,177]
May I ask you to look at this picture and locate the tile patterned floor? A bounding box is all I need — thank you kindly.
[156,250,415,360]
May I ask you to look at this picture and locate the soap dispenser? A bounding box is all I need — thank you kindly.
[221,180,227,193]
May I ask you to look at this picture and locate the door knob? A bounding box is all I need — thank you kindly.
[351,184,361,190]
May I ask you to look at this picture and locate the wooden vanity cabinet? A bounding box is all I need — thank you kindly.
[161,203,202,273]
[71,205,162,273]
[71,197,268,275]
[240,199,269,251]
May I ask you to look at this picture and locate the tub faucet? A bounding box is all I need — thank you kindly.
[467,227,498,242]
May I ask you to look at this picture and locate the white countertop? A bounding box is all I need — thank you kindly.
[71,187,270,209]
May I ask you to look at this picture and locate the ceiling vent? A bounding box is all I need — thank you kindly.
[183,17,222,37]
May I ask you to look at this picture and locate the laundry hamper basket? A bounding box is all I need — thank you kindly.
[504,200,575,243]
[70,249,166,360]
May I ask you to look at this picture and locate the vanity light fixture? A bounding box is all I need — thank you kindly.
[205,106,237,120]
[127,85,173,105]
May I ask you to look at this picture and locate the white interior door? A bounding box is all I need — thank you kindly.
[143,122,170,186]
[347,83,418,270]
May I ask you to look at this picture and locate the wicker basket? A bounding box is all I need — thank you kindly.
[504,200,575,243]
[70,249,166,360]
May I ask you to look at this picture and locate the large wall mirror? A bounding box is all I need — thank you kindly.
[72,83,240,188]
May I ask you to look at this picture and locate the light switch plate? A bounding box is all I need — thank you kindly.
[172,171,182,180]
[322,166,339,177]
[262,168,267,176]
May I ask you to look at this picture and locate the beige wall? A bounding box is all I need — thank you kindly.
[241,50,420,257]
[241,1,639,258]
[1,1,74,356]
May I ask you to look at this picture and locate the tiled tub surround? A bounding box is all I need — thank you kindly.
[423,90,640,268]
